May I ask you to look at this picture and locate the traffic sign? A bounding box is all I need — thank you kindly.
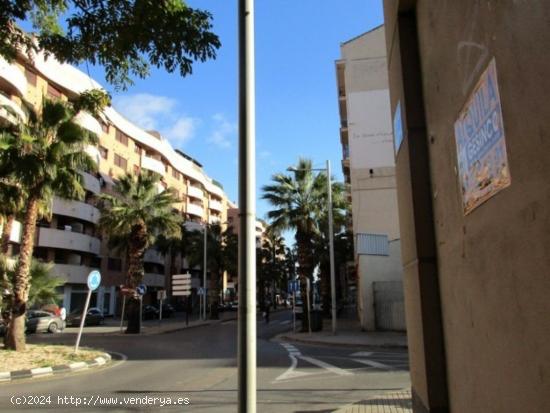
[87,270,101,291]
[157,290,167,300]
[172,273,191,280]
[136,284,147,295]
[172,279,192,285]
[173,290,191,296]
[288,280,299,293]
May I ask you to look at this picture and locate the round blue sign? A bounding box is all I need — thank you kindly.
[87,270,101,291]
[136,284,147,296]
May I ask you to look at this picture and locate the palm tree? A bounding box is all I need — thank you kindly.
[98,172,181,333]
[262,158,329,331]
[186,223,237,319]
[0,98,99,350]
[257,229,287,309]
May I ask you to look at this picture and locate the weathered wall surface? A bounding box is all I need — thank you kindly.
[385,1,550,412]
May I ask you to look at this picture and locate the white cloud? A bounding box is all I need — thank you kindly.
[208,113,237,149]
[114,93,177,131]
[162,117,200,145]
[259,150,271,159]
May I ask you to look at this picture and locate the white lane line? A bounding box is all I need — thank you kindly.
[299,356,354,376]
[352,358,392,370]
[279,320,291,325]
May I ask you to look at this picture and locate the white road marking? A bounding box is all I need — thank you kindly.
[279,320,291,325]
[350,351,373,357]
[352,358,392,370]
[274,342,354,382]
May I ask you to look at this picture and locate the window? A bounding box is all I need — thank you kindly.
[134,144,142,155]
[115,129,129,146]
[99,146,108,160]
[107,258,122,272]
[114,153,127,170]
[133,165,140,175]
[172,168,179,179]
[173,189,179,199]
[25,69,37,86]
[100,121,109,133]
[47,84,62,99]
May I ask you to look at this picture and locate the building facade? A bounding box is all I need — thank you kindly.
[0,51,230,315]
[383,1,550,412]
[336,26,404,331]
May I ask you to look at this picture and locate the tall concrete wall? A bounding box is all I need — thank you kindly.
[384,1,550,412]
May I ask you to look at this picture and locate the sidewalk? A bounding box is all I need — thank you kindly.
[64,311,237,336]
[280,317,408,348]
[334,389,412,412]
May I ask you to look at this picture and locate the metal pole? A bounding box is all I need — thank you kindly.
[327,160,337,334]
[119,296,126,333]
[139,296,143,332]
[74,289,92,353]
[203,223,207,321]
[306,278,311,334]
[238,0,256,411]
[292,291,296,333]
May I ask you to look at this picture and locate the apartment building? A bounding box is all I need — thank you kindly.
[0,52,230,315]
[335,26,404,331]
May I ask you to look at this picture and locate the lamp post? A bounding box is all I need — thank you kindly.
[288,160,337,334]
[203,222,207,321]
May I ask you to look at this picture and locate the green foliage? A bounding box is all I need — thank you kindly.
[0,97,98,207]
[0,1,221,90]
[98,172,182,254]
[0,258,63,311]
[73,89,111,116]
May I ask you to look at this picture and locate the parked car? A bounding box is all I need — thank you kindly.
[66,307,105,327]
[142,305,159,320]
[157,303,175,318]
[26,310,64,334]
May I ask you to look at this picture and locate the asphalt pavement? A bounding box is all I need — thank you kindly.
[0,310,410,412]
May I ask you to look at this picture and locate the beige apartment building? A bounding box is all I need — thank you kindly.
[0,51,230,314]
[336,26,405,331]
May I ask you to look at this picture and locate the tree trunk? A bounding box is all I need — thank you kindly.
[1,214,14,255]
[5,197,39,350]
[125,223,148,334]
[296,232,315,333]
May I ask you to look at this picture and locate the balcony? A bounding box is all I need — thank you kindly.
[141,155,166,175]
[52,264,100,284]
[144,273,164,287]
[187,202,204,218]
[184,221,204,232]
[0,93,26,125]
[0,57,27,97]
[340,126,348,145]
[73,111,103,136]
[209,215,221,225]
[52,197,100,224]
[85,145,101,165]
[209,199,223,212]
[82,171,100,194]
[0,220,22,243]
[187,185,203,199]
[144,249,165,265]
[37,227,100,255]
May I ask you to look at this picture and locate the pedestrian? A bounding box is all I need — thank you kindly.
[60,305,67,329]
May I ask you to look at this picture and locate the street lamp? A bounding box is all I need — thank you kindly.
[287,160,337,334]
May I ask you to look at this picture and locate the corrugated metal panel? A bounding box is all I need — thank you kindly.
[356,233,389,256]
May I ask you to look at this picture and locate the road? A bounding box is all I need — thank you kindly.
[0,310,410,412]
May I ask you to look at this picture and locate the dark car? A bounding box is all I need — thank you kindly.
[26,310,64,334]
[142,305,159,320]
[67,307,105,327]
[158,303,175,318]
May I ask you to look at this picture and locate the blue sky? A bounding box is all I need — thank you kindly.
[83,0,384,222]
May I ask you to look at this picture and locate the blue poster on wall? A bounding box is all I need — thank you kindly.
[454,58,511,215]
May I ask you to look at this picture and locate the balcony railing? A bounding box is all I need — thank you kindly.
[73,111,103,136]
[209,199,223,212]
[144,249,165,265]
[81,171,100,194]
[37,227,100,255]
[187,202,204,218]
[52,264,100,284]
[0,57,27,96]
[141,155,166,175]
[52,197,100,224]
[144,273,164,287]
[0,93,26,125]
[187,185,203,199]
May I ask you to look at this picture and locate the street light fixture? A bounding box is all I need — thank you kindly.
[287,160,337,335]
